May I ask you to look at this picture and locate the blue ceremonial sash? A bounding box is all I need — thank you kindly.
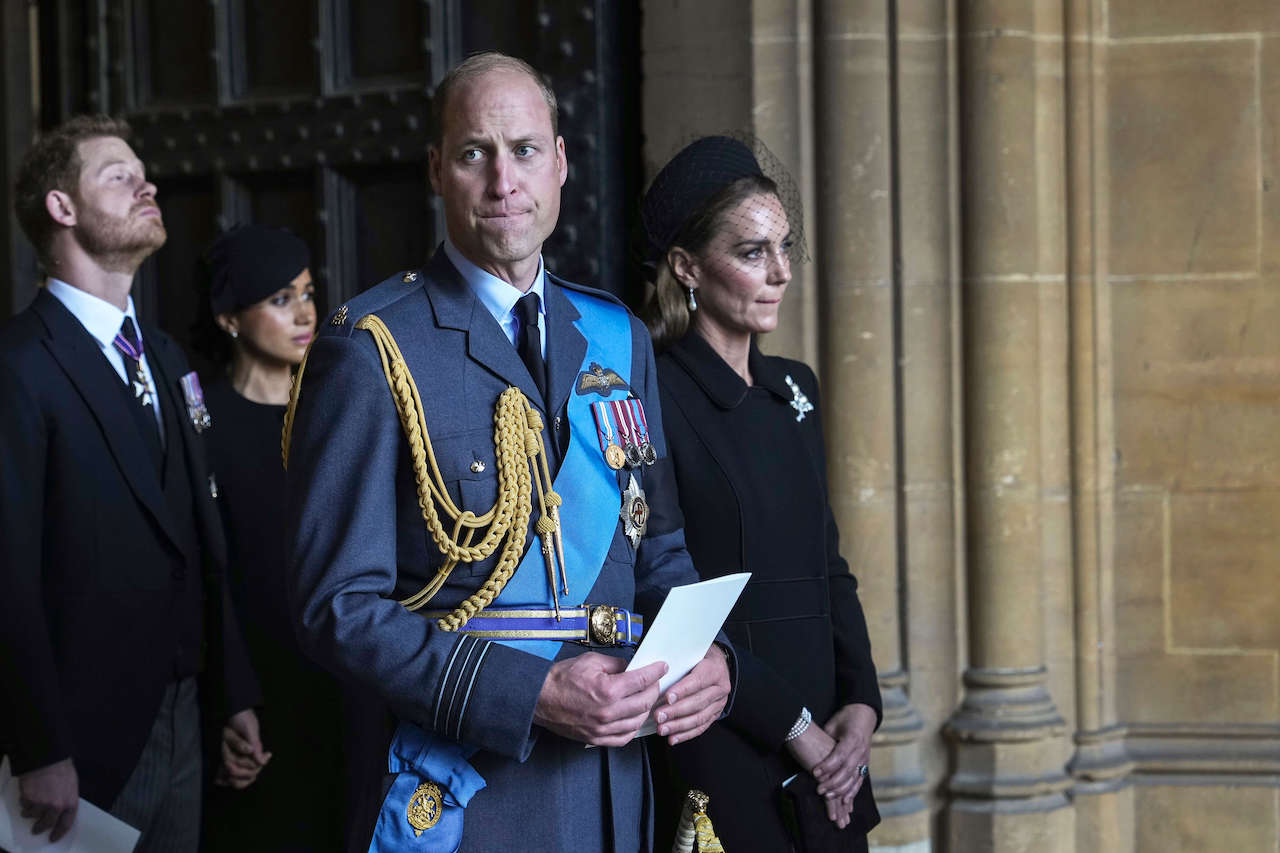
[370,291,634,852]
[480,288,634,658]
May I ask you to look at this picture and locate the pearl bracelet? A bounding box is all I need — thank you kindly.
[784,706,812,742]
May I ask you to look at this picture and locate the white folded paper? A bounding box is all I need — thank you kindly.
[0,756,140,853]
[626,572,750,738]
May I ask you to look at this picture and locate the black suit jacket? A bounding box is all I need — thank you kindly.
[0,288,259,807]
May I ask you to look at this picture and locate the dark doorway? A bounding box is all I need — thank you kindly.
[11,0,642,351]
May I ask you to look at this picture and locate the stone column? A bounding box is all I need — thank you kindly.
[642,0,817,363]
[1063,0,1135,848]
[640,0,753,174]
[749,0,818,367]
[813,0,929,846]
[945,0,1075,848]
[895,0,962,847]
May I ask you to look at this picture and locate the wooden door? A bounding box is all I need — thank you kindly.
[15,0,641,347]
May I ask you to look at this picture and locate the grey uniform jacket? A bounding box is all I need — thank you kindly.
[284,248,722,852]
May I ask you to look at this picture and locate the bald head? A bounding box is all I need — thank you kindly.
[431,52,559,147]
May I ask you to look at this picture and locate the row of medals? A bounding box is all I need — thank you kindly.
[606,434,656,470]
[596,400,658,470]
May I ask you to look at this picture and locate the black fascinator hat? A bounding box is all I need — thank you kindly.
[638,132,807,278]
[206,224,310,316]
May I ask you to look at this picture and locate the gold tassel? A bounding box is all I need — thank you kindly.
[672,790,725,853]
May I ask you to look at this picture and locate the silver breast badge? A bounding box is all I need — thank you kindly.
[619,474,649,550]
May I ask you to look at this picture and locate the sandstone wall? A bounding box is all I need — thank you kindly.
[643,1,1280,850]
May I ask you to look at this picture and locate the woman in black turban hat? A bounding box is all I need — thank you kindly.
[641,137,883,853]
[196,225,345,853]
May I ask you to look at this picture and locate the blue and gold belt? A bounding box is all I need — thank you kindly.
[420,605,643,647]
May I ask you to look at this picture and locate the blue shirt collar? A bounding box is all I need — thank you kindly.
[45,278,141,349]
[442,239,546,330]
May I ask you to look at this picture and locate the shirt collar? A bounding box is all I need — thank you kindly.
[45,277,141,349]
[667,332,793,410]
[443,238,546,328]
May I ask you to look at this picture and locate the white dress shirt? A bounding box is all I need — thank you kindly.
[45,278,165,436]
[443,239,548,357]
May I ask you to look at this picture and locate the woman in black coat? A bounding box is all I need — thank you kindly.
[193,225,344,852]
[641,136,882,852]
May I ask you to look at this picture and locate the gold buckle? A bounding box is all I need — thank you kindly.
[587,605,618,646]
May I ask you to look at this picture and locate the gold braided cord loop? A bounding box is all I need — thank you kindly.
[356,314,554,630]
[281,340,315,470]
[282,311,556,631]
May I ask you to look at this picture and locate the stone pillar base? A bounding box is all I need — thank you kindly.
[1072,784,1134,853]
[870,672,930,846]
[946,668,1075,851]
[871,840,933,853]
[948,793,1075,853]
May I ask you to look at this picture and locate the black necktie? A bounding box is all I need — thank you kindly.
[515,293,548,406]
[113,316,163,469]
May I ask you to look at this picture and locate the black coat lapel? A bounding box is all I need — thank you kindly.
[422,248,547,411]
[31,290,183,553]
[145,331,226,567]
[543,278,587,418]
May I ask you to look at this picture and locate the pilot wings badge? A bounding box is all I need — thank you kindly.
[575,361,629,397]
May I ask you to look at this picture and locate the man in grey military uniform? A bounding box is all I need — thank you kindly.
[284,52,732,851]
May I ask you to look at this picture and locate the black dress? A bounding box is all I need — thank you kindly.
[652,332,882,851]
[200,379,344,852]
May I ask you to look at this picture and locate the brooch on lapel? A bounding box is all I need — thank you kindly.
[179,372,212,432]
[785,375,813,423]
[575,362,629,396]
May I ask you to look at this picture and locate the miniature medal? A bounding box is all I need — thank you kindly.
[592,402,626,470]
[620,401,647,468]
[179,371,212,432]
[112,329,155,407]
[611,400,642,468]
[629,399,658,466]
[619,474,649,549]
[606,441,627,471]
[131,366,155,407]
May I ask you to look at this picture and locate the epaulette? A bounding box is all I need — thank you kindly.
[548,273,630,313]
[283,268,425,469]
[320,269,425,338]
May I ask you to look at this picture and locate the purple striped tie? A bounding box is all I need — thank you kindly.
[113,317,154,408]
